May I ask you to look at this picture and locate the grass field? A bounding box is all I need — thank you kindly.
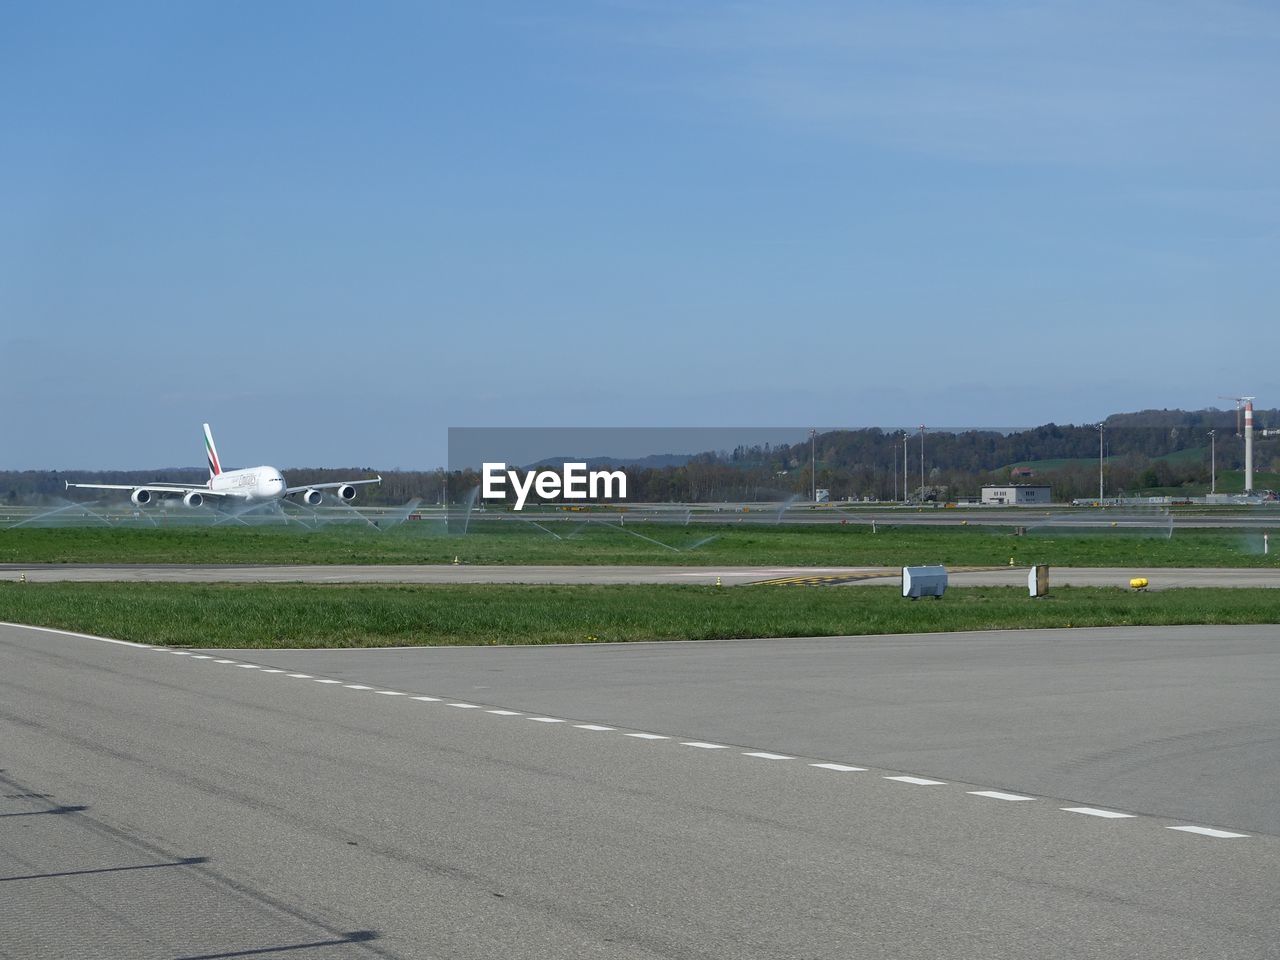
[1009,447,1216,471]
[3,520,1279,568]
[1,581,1276,647]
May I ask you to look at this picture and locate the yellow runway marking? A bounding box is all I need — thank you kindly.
[751,573,891,586]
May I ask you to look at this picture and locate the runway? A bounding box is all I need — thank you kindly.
[5,562,1280,589]
[2,622,1277,958]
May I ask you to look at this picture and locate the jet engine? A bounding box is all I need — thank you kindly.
[302,489,323,506]
[183,491,204,508]
[131,489,152,506]
[336,484,357,502]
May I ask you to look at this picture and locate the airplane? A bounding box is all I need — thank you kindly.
[65,423,381,508]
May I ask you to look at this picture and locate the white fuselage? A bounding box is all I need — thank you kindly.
[209,466,287,502]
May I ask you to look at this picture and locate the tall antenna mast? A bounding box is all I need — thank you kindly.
[1243,397,1256,494]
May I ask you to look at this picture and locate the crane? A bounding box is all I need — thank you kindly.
[1218,395,1246,435]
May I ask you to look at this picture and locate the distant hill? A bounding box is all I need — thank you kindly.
[526,453,693,470]
[4,407,1276,505]
[1105,407,1278,430]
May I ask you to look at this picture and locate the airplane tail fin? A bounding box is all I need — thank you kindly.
[203,423,223,478]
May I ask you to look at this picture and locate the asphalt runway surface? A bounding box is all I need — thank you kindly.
[2,622,1278,959]
[5,562,1280,589]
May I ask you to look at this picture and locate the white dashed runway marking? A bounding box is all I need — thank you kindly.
[23,625,1256,848]
[1062,807,1136,819]
[1168,825,1249,838]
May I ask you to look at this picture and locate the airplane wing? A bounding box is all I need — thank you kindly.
[283,476,382,496]
[64,481,231,498]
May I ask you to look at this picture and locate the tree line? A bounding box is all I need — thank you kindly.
[4,409,1275,506]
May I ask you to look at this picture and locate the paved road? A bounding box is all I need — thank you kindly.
[4,562,1280,589]
[214,623,1280,835]
[0,563,823,585]
[2,622,1277,958]
[945,566,1280,589]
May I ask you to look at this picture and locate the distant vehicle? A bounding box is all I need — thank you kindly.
[65,423,380,508]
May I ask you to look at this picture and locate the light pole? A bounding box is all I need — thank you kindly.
[919,425,926,503]
[1209,429,1216,495]
[903,432,909,502]
[1097,423,1104,501]
[810,429,817,502]
[891,441,897,502]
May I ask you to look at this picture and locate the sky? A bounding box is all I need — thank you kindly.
[3,1,1278,469]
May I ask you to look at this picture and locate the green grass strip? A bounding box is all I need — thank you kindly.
[3,522,1279,567]
[1,582,1276,648]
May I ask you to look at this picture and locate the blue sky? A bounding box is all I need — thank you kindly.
[3,1,1278,469]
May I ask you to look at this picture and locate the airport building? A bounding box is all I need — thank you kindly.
[981,484,1052,505]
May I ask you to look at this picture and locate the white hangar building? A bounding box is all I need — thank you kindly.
[981,484,1052,505]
